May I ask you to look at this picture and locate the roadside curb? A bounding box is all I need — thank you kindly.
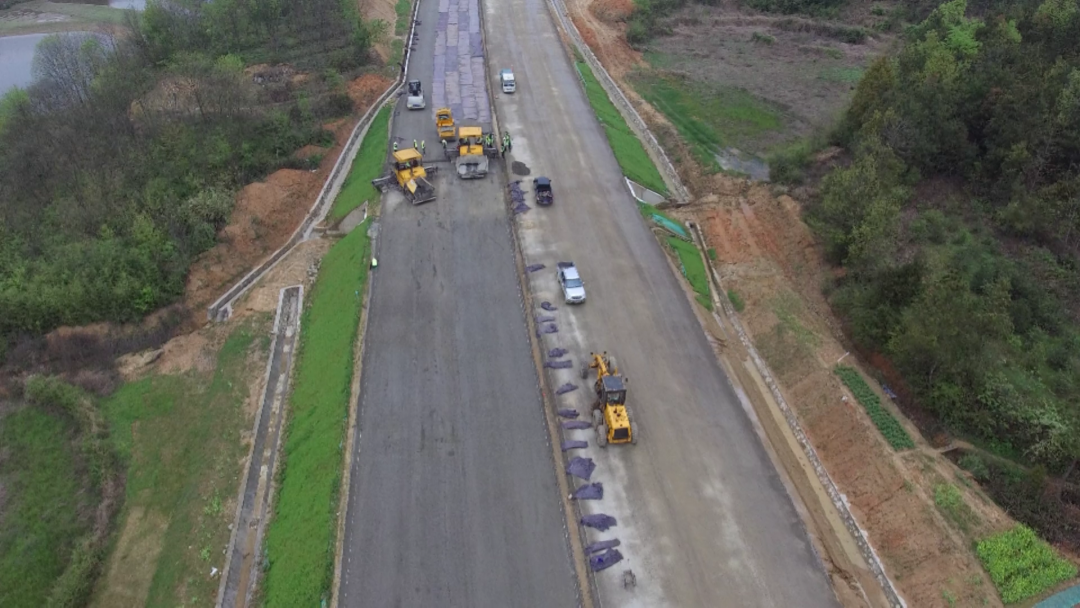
[687,221,905,608]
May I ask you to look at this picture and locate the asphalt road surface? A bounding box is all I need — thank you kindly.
[334,0,578,605]
[484,0,842,605]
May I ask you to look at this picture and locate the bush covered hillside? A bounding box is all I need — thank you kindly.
[812,0,1080,489]
[0,0,382,340]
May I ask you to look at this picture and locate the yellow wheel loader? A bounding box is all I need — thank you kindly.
[580,352,636,447]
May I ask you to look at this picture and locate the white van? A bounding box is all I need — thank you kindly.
[499,69,516,93]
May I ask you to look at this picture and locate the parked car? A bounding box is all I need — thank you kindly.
[406,80,425,110]
[557,262,586,304]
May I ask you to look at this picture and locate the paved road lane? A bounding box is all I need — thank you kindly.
[483,0,841,605]
[335,0,578,604]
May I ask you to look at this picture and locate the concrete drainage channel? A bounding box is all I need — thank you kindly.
[216,285,303,608]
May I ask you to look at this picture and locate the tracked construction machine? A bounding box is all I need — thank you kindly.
[581,352,636,446]
[371,148,437,205]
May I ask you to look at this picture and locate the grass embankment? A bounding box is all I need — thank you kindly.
[0,379,112,607]
[977,525,1078,604]
[574,60,668,195]
[328,105,392,223]
[99,317,268,607]
[666,236,711,310]
[261,222,371,607]
[834,365,915,450]
[629,71,784,170]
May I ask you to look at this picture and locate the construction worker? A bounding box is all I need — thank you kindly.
[420,140,426,155]
[413,139,418,150]
[506,131,513,152]
[393,140,398,152]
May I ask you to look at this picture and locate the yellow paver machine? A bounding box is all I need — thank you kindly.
[372,148,438,205]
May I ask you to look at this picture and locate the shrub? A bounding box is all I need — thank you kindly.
[933,483,979,534]
[834,365,915,450]
[728,289,746,312]
[958,453,990,480]
[976,525,1078,604]
[751,31,776,45]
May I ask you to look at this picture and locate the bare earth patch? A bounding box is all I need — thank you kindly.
[688,179,1009,607]
[91,505,168,608]
[645,4,889,131]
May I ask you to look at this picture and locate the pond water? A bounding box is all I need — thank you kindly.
[107,0,146,10]
[0,34,49,95]
[714,148,771,182]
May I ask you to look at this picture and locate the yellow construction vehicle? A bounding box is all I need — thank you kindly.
[454,126,489,179]
[371,148,437,205]
[436,107,455,142]
[580,352,635,446]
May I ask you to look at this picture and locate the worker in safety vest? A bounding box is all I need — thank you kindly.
[413,139,418,150]
[393,141,398,152]
[420,140,426,155]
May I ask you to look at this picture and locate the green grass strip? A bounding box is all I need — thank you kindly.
[394,0,411,36]
[666,236,711,310]
[976,524,1078,604]
[262,223,371,608]
[328,105,391,224]
[574,61,668,195]
[0,404,87,606]
[834,366,915,450]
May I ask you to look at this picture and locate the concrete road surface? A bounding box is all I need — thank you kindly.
[484,0,841,605]
[335,0,578,605]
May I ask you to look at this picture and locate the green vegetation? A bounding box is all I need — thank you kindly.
[834,366,915,450]
[329,105,392,223]
[0,377,120,608]
[103,318,266,606]
[813,2,1080,546]
[767,133,828,183]
[933,483,980,534]
[0,1,129,33]
[395,0,412,35]
[630,71,784,167]
[707,247,717,261]
[667,237,712,310]
[728,289,746,312]
[819,66,865,83]
[0,0,380,343]
[751,31,776,45]
[574,60,668,194]
[1,386,93,606]
[976,525,1078,604]
[958,453,990,481]
[262,223,371,607]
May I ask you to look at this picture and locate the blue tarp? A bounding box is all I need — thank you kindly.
[585,539,621,553]
[581,514,617,531]
[589,549,624,572]
[571,483,603,500]
[566,457,596,480]
[555,383,578,395]
[557,409,579,419]
[562,420,591,430]
[561,440,588,451]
